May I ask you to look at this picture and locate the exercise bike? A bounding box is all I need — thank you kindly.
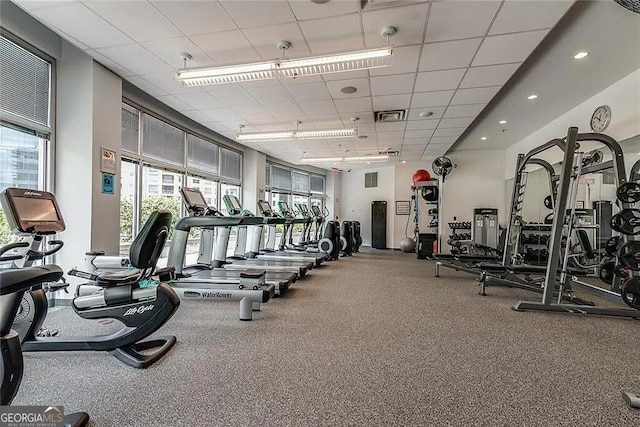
[0,262,90,426]
[1,187,180,368]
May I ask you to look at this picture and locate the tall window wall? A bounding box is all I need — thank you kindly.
[120,102,242,255]
[0,33,53,244]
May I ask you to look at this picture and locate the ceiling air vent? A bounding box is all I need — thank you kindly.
[374,109,407,123]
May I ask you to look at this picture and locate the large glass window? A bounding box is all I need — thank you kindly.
[142,114,185,166]
[271,165,291,191]
[220,148,241,182]
[141,166,182,237]
[292,171,309,193]
[119,159,137,251]
[188,134,219,176]
[121,103,139,154]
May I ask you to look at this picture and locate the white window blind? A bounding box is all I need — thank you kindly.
[0,35,51,128]
[271,165,291,191]
[220,148,241,181]
[310,174,324,194]
[121,104,139,154]
[142,114,185,166]
[187,134,219,175]
[292,171,309,193]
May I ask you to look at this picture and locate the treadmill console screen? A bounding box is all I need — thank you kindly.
[258,200,272,215]
[311,205,321,216]
[181,187,209,210]
[228,196,242,211]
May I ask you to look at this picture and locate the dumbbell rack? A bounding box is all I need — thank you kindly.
[519,224,552,265]
[447,222,471,253]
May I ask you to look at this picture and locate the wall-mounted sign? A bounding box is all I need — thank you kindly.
[102,172,114,194]
[101,147,116,174]
[395,200,410,215]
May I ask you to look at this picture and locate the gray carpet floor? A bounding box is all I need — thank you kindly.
[12,248,640,426]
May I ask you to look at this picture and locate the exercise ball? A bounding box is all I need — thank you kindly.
[412,169,430,183]
[400,237,416,253]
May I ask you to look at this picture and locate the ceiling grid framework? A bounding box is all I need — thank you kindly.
[14,0,576,168]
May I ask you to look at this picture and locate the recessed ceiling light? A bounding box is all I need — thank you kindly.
[419,111,434,118]
[499,120,507,124]
[402,160,406,163]
[527,94,538,100]
[358,135,368,139]
[574,51,589,59]
[341,86,357,94]
[481,136,487,141]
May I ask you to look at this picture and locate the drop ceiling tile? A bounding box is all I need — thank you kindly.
[410,90,455,108]
[425,1,500,43]
[126,75,168,97]
[370,73,416,96]
[298,100,338,116]
[490,1,573,35]
[407,107,446,121]
[191,30,261,65]
[414,69,465,92]
[140,72,192,95]
[444,104,485,118]
[96,44,173,75]
[204,86,260,108]
[201,108,243,123]
[438,117,474,129]
[289,0,359,20]
[85,1,181,42]
[31,3,133,48]
[403,134,433,144]
[450,86,500,106]
[322,70,370,82]
[460,63,520,88]
[285,82,332,102]
[375,122,407,132]
[372,94,411,111]
[219,0,296,28]
[150,1,237,36]
[429,136,456,145]
[174,90,220,110]
[326,78,371,99]
[155,95,193,112]
[298,14,364,54]
[419,38,482,71]
[142,38,212,70]
[281,75,325,85]
[433,127,465,138]
[405,129,435,139]
[242,84,294,104]
[376,131,404,140]
[406,119,439,130]
[370,45,421,77]
[183,110,213,124]
[473,30,548,67]
[340,112,373,124]
[242,23,310,60]
[363,3,429,47]
[335,97,372,113]
[88,49,136,78]
[231,105,275,120]
[58,30,90,51]
[262,103,305,120]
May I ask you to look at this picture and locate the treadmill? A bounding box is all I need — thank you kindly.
[180,187,313,278]
[235,198,327,266]
[277,201,317,253]
[165,187,296,296]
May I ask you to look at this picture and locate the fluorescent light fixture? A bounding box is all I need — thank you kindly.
[236,128,356,143]
[177,47,393,86]
[299,154,390,164]
[499,120,507,124]
[574,51,589,59]
[527,94,538,100]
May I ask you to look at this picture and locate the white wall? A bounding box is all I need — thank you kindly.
[325,171,341,222]
[340,166,394,247]
[242,148,266,213]
[505,69,640,177]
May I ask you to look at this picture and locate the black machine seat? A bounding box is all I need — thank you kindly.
[240,269,267,279]
[95,269,143,286]
[576,229,596,260]
[0,265,63,296]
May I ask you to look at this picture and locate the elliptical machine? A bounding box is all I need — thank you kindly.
[309,206,340,261]
[1,187,180,368]
[340,221,357,257]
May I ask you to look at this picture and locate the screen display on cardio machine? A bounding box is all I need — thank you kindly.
[258,200,272,215]
[1,188,65,234]
[181,187,209,210]
[311,205,321,215]
[227,196,242,211]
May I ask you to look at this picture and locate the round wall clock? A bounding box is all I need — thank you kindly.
[590,105,612,132]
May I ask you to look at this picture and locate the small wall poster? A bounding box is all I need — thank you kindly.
[396,201,410,215]
[102,172,114,194]
[101,147,116,174]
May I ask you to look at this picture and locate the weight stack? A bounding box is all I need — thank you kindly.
[371,201,387,249]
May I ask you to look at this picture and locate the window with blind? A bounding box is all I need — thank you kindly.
[0,35,51,129]
[292,171,309,193]
[188,134,219,175]
[121,103,139,154]
[310,174,324,194]
[220,148,241,182]
[142,114,185,166]
[271,165,291,191]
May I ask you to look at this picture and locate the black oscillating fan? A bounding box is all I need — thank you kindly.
[432,156,453,182]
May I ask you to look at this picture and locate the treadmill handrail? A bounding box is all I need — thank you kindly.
[174,216,243,231]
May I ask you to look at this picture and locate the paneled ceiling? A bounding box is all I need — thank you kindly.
[14,0,575,168]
